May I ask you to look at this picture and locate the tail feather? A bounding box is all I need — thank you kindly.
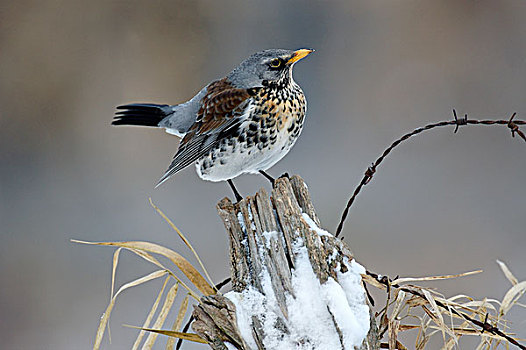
[112,103,170,127]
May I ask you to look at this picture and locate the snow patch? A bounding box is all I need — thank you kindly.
[237,212,247,233]
[262,230,278,249]
[226,286,268,349]
[237,205,256,232]
[332,258,370,347]
[225,238,370,349]
[302,213,332,237]
[225,342,239,350]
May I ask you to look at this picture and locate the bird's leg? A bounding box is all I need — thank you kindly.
[227,179,243,202]
[259,170,276,186]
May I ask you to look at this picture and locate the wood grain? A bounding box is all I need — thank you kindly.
[192,175,380,350]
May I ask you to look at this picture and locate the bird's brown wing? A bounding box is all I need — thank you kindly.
[156,79,255,186]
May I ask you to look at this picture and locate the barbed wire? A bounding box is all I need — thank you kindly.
[335,110,526,237]
[365,270,526,350]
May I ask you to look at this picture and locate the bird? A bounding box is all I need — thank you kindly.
[112,48,314,201]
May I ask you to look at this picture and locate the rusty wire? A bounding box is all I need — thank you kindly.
[335,110,526,237]
[365,270,526,350]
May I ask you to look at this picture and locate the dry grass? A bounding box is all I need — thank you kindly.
[75,201,525,350]
[73,199,214,350]
[362,261,526,349]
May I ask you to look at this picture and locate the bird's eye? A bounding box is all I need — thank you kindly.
[269,58,282,69]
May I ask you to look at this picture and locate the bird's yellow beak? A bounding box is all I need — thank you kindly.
[287,49,314,64]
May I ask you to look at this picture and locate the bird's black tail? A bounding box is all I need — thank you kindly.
[112,103,170,127]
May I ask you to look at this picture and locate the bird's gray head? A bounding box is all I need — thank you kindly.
[227,48,314,89]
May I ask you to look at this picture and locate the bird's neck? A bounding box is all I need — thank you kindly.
[264,70,295,90]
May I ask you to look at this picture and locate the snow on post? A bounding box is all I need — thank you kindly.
[192,176,379,350]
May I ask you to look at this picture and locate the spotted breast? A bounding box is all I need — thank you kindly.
[196,79,306,182]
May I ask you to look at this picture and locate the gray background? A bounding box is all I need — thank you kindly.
[1,0,525,349]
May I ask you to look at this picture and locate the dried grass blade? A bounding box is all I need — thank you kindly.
[421,291,457,344]
[107,247,123,343]
[392,270,482,285]
[111,248,123,299]
[149,198,216,291]
[460,300,499,314]
[361,274,386,290]
[496,260,519,286]
[414,315,424,350]
[127,248,163,267]
[430,325,506,340]
[114,270,168,299]
[125,248,200,300]
[174,294,190,330]
[395,340,409,350]
[93,270,168,350]
[166,293,190,350]
[131,276,171,350]
[447,294,474,303]
[73,240,214,296]
[143,284,179,349]
[442,335,458,350]
[475,337,489,350]
[388,319,400,349]
[391,290,406,321]
[125,326,206,344]
[416,317,431,350]
[407,295,428,308]
[94,294,117,350]
[499,280,526,316]
[398,324,420,332]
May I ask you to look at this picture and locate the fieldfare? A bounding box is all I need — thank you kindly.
[112,48,314,201]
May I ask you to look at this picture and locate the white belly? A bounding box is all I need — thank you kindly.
[195,124,300,182]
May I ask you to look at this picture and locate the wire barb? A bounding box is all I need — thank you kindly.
[335,111,526,237]
[507,112,526,141]
[364,165,376,184]
[481,313,491,334]
[453,109,469,133]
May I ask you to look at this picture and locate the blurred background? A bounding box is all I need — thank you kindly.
[1,0,525,348]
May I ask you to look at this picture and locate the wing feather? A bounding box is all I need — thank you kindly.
[156,79,256,186]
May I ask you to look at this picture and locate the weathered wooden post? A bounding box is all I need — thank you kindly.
[192,175,380,350]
